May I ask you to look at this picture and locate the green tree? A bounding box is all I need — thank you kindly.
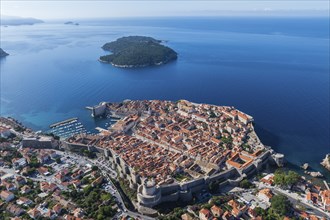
[81,177,90,185]
[285,171,300,187]
[265,212,278,220]
[209,111,217,118]
[221,136,233,145]
[254,207,267,217]
[271,194,291,216]
[83,185,93,195]
[101,193,111,201]
[70,190,78,198]
[274,169,300,188]
[239,179,253,189]
[97,214,104,220]
[273,169,286,186]
[201,203,212,210]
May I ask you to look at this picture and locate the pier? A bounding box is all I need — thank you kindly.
[49,118,88,139]
[95,127,108,132]
[49,117,78,128]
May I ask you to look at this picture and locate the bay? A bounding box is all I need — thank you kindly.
[0,16,329,176]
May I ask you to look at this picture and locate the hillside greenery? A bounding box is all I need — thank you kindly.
[62,184,116,220]
[100,36,177,67]
[273,169,300,188]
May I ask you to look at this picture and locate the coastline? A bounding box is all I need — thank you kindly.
[1,17,328,183]
[98,58,169,68]
[99,36,177,68]
[84,99,329,182]
[64,99,286,212]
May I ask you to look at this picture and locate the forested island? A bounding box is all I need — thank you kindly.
[0,48,9,57]
[99,36,177,68]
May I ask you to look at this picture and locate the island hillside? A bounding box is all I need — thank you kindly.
[0,48,9,57]
[1,15,43,26]
[64,21,79,25]
[99,36,177,68]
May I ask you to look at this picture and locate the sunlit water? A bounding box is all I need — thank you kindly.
[1,17,329,176]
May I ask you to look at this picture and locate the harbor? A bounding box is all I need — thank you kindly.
[47,111,120,139]
[49,117,78,128]
[48,117,89,139]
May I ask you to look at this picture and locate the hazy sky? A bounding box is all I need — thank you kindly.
[1,0,329,19]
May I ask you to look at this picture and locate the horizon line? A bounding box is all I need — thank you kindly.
[2,12,329,21]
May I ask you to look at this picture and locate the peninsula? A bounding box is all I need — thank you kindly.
[0,48,9,57]
[1,15,43,26]
[67,100,285,215]
[99,36,177,68]
[1,102,330,220]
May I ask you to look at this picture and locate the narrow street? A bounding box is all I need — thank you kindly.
[90,157,156,220]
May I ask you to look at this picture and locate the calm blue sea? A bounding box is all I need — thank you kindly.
[0,17,329,175]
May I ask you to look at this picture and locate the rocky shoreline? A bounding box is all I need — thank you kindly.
[304,171,324,178]
[321,154,330,172]
[99,58,168,68]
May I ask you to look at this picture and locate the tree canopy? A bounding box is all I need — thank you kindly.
[100,36,177,67]
[274,169,300,188]
[239,179,254,189]
[64,184,116,219]
[271,194,292,216]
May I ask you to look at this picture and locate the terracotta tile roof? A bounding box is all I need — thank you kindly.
[258,188,273,199]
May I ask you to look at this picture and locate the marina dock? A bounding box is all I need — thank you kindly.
[49,117,88,139]
[95,127,108,132]
[49,117,78,128]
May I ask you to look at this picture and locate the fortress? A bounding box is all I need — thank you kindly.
[91,102,107,117]
[63,100,284,213]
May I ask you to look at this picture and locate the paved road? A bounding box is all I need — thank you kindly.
[2,152,155,219]
[92,157,117,178]
[256,182,330,218]
[272,188,329,218]
[4,129,154,218]
[88,156,155,219]
[0,166,68,191]
[100,169,155,220]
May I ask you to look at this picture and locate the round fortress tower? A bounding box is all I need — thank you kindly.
[273,153,285,167]
[137,177,162,208]
[142,178,157,196]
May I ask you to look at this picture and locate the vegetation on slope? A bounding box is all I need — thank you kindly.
[100,36,177,67]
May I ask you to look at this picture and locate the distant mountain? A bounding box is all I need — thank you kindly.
[64,21,79,25]
[1,15,44,26]
[0,48,9,57]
